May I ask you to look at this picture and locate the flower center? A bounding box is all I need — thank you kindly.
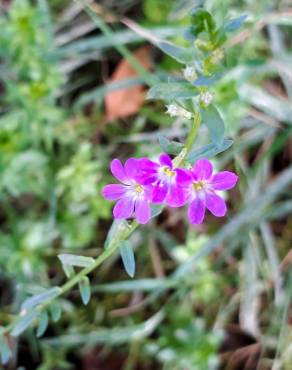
[192,181,205,191]
[164,167,175,177]
[134,185,144,194]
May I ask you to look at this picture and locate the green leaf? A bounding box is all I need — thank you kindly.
[121,19,193,64]
[193,74,222,87]
[43,311,164,347]
[21,287,61,311]
[0,333,11,365]
[201,105,225,145]
[156,41,194,64]
[79,277,91,305]
[104,219,129,249]
[11,309,38,337]
[49,302,62,323]
[147,82,197,100]
[62,264,75,278]
[36,310,49,338]
[225,15,248,32]
[151,205,165,219]
[158,134,184,155]
[93,278,178,293]
[58,254,95,268]
[187,139,233,164]
[119,241,136,278]
[190,8,216,36]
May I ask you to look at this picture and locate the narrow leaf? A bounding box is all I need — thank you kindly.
[11,309,38,337]
[104,219,129,249]
[62,264,75,278]
[158,134,183,155]
[225,15,248,32]
[156,41,194,64]
[49,302,62,323]
[193,74,222,87]
[43,310,164,347]
[93,278,177,293]
[79,277,91,305]
[58,254,95,268]
[119,241,136,278]
[0,334,11,365]
[187,139,233,164]
[151,205,165,219]
[36,310,49,338]
[123,19,193,64]
[201,105,225,145]
[21,287,61,311]
[147,82,197,100]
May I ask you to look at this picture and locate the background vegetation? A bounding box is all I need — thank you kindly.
[0,0,291,369]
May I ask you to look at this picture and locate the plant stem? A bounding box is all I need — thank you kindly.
[185,111,201,154]
[174,111,201,167]
[60,220,138,296]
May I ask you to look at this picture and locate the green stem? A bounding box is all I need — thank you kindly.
[174,111,201,167]
[6,221,138,335]
[60,220,138,296]
[185,111,201,154]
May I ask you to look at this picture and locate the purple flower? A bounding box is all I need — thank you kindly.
[184,159,238,225]
[137,154,191,207]
[102,158,152,224]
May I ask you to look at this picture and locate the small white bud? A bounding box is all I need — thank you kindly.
[183,65,197,82]
[166,104,192,120]
[210,48,224,64]
[20,309,27,317]
[200,91,214,107]
[166,104,179,117]
[182,110,192,120]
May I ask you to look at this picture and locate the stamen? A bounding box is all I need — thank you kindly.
[164,167,175,177]
[135,185,144,194]
[193,181,205,191]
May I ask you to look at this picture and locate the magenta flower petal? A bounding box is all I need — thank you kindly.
[175,168,192,185]
[124,158,139,179]
[138,158,159,171]
[159,153,173,169]
[135,199,151,224]
[102,184,126,200]
[110,159,128,183]
[205,192,227,217]
[113,196,135,219]
[193,158,213,180]
[136,158,158,185]
[152,181,168,203]
[211,171,238,190]
[188,198,205,224]
[166,184,185,207]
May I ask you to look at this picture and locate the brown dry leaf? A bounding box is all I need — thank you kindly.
[105,46,152,121]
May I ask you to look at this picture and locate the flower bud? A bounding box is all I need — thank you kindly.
[210,48,224,64]
[200,91,214,107]
[183,65,197,82]
[166,104,192,119]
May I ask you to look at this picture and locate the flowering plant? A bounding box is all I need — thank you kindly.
[0,1,247,363]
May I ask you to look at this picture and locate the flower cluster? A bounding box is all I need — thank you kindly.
[102,155,238,225]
